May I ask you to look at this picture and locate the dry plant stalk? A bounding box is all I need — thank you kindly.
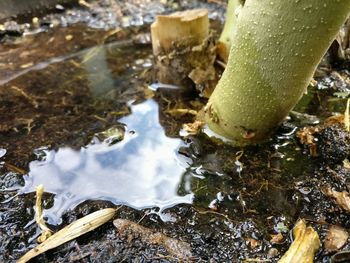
[18,208,116,263]
[344,98,350,132]
[151,9,209,55]
[35,184,53,243]
[278,219,320,263]
[151,9,217,96]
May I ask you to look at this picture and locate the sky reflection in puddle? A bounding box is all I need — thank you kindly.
[21,100,193,225]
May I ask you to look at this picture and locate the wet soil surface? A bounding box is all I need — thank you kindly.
[1,1,350,262]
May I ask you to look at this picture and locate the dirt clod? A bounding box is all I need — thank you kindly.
[316,125,350,165]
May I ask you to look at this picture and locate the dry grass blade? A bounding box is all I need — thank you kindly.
[18,208,116,263]
[278,219,320,263]
[81,45,103,63]
[164,108,198,116]
[35,184,53,243]
[344,98,350,132]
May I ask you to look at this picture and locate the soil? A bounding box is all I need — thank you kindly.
[1,1,350,263]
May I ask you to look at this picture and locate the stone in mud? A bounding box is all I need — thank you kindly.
[0,21,23,40]
[113,218,192,260]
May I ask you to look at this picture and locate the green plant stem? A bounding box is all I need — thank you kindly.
[206,0,350,144]
[218,0,241,61]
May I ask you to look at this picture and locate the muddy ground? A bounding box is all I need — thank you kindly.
[1,1,350,262]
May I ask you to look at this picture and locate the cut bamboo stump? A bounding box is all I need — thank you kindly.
[151,9,217,97]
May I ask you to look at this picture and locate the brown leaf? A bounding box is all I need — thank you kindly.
[296,126,319,157]
[245,237,260,249]
[325,225,349,252]
[322,187,350,212]
[270,233,284,244]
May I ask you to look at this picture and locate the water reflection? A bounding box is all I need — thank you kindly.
[21,100,193,225]
[81,46,115,97]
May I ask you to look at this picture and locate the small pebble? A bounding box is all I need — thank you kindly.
[268,248,279,258]
[65,34,73,41]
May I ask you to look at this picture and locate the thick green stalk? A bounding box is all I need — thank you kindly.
[218,0,241,61]
[205,0,350,144]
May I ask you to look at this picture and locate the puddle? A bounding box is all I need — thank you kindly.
[21,99,193,225]
[0,149,6,159]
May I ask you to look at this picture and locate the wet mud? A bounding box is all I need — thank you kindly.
[1,1,350,263]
